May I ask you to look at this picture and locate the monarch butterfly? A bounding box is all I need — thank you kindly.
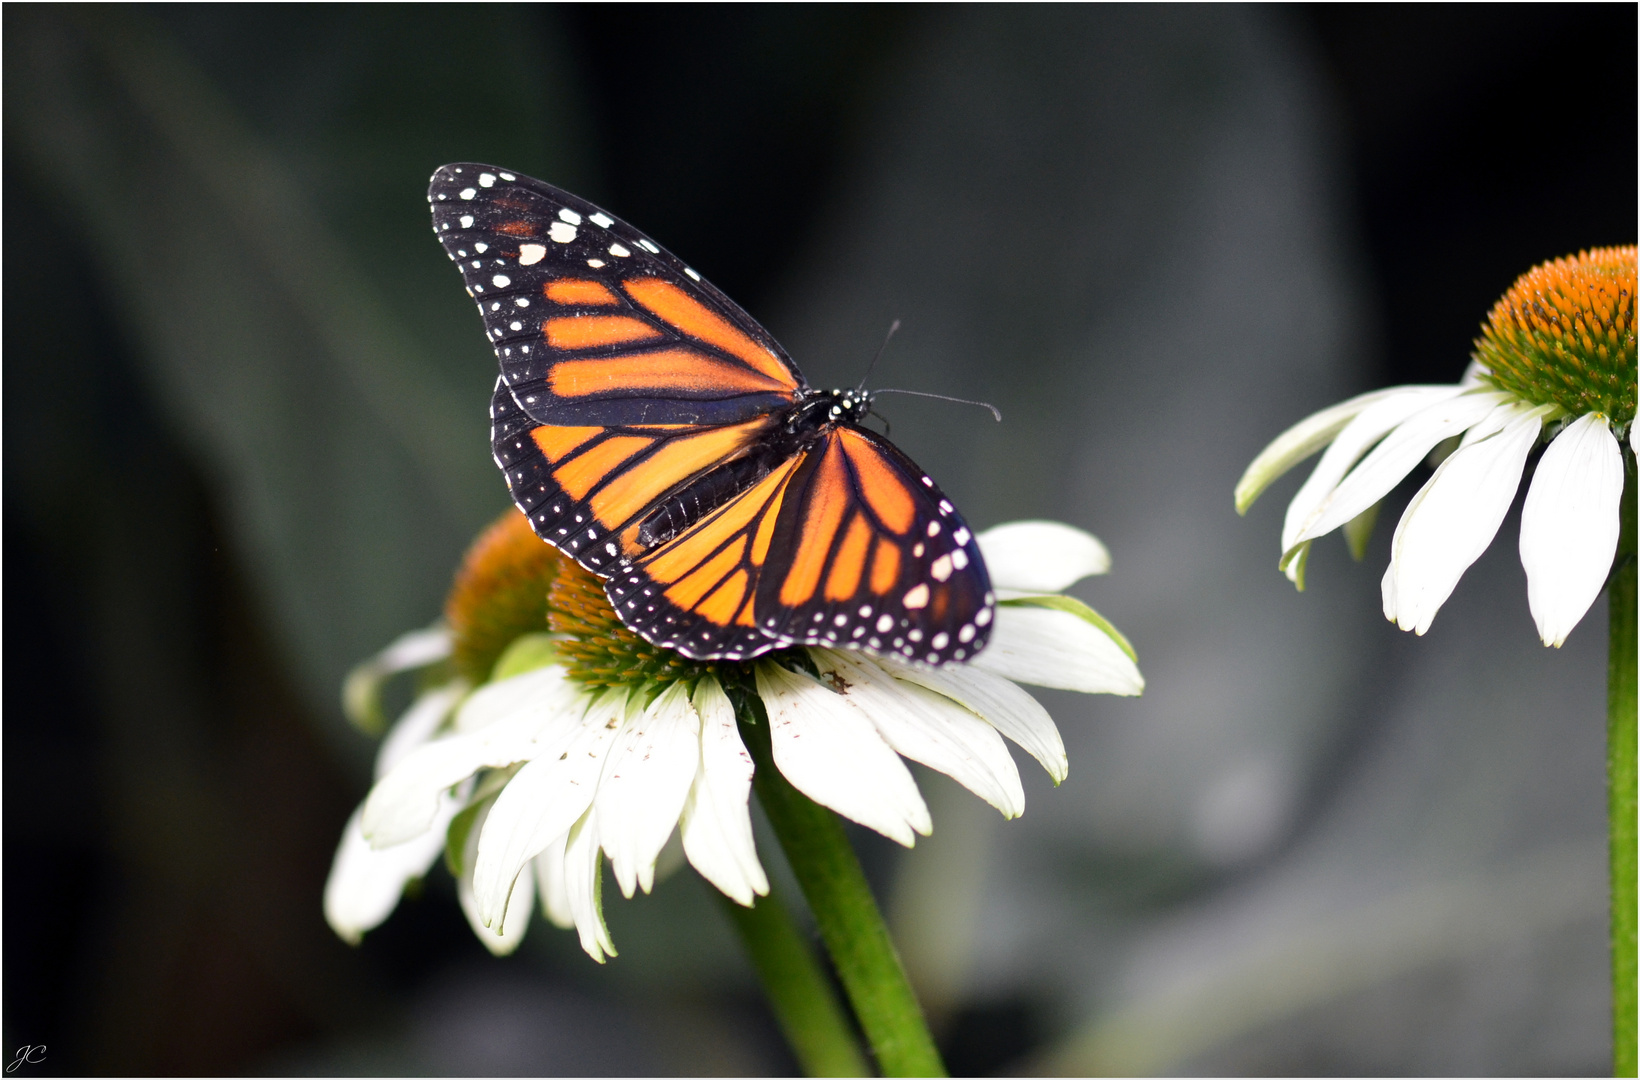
[429,164,994,665]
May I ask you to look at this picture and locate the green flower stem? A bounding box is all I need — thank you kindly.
[716,886,871,1077]
[735,690,947,1077]
[1611,447,1637,1078]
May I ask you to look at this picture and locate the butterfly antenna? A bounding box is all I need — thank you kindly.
[856,319,902,393]
[871,388,1001,422]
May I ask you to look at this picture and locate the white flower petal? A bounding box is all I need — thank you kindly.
[323,799,454,944]
[472,687,629,927]
[1235,387,1411,513]
[376,682,465,779]
[1520,413,1625,647]
[564,808,616,961]
[973,604,1144,696]
[454,663,579,734]
[1280,387,1461,556]
[755,662,931,846]
[457,799,532,955]
[379,626,454,670]
[361,667,586,847]
[342,626,453,731]
[1291,390,1508,549]
[533,832,574,929]
[594,682,702,898]
[976,520,1111,592]
[1382,404,1544,635]
[813,650,1025,818]
[680,678,768,905]
[877,656,1067,783]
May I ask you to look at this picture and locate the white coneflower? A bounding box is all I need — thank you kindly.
[1237,246,1636,646]
[324,512,1141,960]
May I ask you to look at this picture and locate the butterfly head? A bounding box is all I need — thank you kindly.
[824,387,874,425]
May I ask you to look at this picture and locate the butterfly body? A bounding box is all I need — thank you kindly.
[432,164,994,665]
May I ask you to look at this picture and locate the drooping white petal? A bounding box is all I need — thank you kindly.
[472,687,630,927]
[533,832,574,929]
[1520,413,1625,647]
[972,604,1144,696]
[679,678,768,905]
[1279,388,1462,565]
[1382,404,1545,635]
[342,626,452,731]
[976,521,1111,593]
[1235,387,1412,513]
[1291,390,1507,549]
[594,682,702,898]
[456,798,532,955]
[813,650,1025,818]
[563,807,616,962]
[376,682,466,779]
[361,667,586,847]
[323,799,454,945]
[878,656,1068,783]
[755,662,931,846]
[454,662,581,734]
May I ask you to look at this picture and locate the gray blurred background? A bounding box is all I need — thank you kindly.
[4,5,1634,1075]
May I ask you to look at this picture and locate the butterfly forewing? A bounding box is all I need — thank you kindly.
[438,163,996,666]
[430,164,802,428]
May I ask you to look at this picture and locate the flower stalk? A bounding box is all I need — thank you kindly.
[1610,447,1636,1078]
[732,679,947,1077]
[715,886,871,1077]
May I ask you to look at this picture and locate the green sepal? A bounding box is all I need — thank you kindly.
[1343,500,1381,562]
[1280,539,1311,592]
[442,766,520,878]
[999,594,1137,662]
[490,632,562,683]
[444,800,484,879]
[342,661,389,736]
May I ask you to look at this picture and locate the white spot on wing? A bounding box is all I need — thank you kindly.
[930,555,953,581]
[587,258,606,268]
[559,208,583,225]
[549,221,578,244]
[685,267,701,281]
[459,188,477,200]
[638,239,659,253]
[459,215,475,228]
[478,172,496,187]
[518,244,547,265]
[903,584,929,609]
[609,242,631,257]
[492,274,511,288]
[590,212,614,228]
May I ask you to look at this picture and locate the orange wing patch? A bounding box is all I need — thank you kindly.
[545,279,620,306]
[839,430,915,534]
[552,435,653,500]
[642,458,798,585]
[545,315,663,350]
[869,537,901,595]
[549,348,793,399]
[664,537,748,611]
[823,511,874,601]
[622,278,797,388]
[588,419,769,536]
[778,440,852,606]
[531,425,602,463]
[498,220,538,237]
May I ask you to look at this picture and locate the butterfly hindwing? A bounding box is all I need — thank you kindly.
[490,379,779,575]
[606,427,993,664]
[431,164,803,428]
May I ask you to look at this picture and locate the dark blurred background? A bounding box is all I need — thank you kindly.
[4,4,1634,1075]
